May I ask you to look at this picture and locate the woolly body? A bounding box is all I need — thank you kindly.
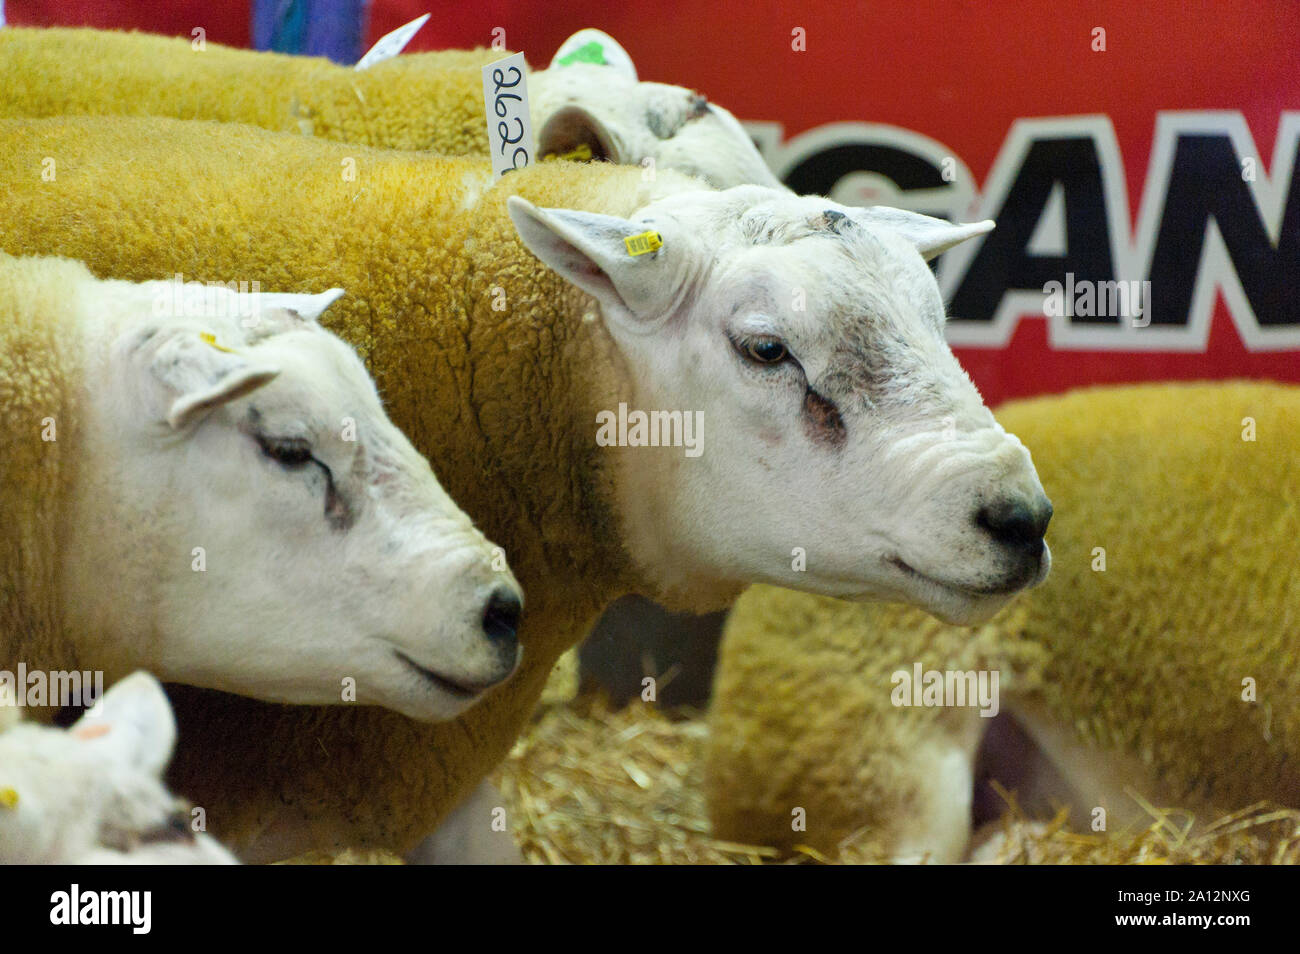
[1,254,87,683]
[0,26,501,154]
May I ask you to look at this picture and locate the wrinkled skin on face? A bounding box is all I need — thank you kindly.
[511,189,1050,625]
[0,672,237,864]
[63,281,522,722]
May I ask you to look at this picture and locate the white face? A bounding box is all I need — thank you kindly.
[510,191,1051,625]
[534,31,784,190]
[0,673,237,864]
[67,283,523,722]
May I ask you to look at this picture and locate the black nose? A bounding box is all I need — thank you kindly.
[482,588,522,668]
[976,496,1053,553]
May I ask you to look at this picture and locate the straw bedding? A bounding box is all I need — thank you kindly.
[288,654,1300,864]
[488,693,1300,865]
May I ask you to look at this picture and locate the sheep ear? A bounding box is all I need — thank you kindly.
[253,288,345,324]
[73,673,176,778]
[135,326,280,429]
[166,363,279,430]
[550,29,637,80]
[508,197,679,325]
[851,207,994,261]
[537,105,619,164]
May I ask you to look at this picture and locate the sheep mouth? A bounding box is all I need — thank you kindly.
[887,556,1021,599]
[394,651,488,700]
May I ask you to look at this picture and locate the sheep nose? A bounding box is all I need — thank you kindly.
[481,587,523,672]
[976,495,1053,555]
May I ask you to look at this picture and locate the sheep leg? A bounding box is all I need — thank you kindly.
[1001,700,1180,833]
[888,711,986,863]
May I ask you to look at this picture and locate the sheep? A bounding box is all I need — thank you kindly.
[0,671,237,863]
[705,381,1300,862]
[531,29,785,189]
[0,115,1048,861]
[0,26,782,190]
[0,251,523,726]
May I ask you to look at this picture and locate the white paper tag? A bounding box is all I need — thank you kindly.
[482,52,535,178]
[355,13,430,70]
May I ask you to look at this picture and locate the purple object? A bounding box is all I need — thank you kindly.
[252,0,365,65]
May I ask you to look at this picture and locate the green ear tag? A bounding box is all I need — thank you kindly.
[555,41,607,67]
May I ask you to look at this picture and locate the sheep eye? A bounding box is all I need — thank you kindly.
[257,435,314,469]
[252,432,344,524]
[741,337,789,365]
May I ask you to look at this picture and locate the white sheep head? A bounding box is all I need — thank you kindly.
[534,29,785,191]
[0,671,237,864]
[60,275,521,722]
[510,191,1051,625]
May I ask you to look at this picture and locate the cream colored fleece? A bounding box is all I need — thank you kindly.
[0,254,92,688]
[0,27,506,154]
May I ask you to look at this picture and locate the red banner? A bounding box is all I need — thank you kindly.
[10,0,1298,406]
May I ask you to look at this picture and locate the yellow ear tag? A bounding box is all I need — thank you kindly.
[0,787,18,810]
[624,231,663,257]
[199,332,238,354]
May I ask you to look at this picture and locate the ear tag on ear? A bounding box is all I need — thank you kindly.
[199,332,238,354]
[550,30,638,79]
[0,787,19,810]
[624,231,663,257]
[555,40,608,67]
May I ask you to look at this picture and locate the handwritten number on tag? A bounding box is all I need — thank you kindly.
[491,67,529,169]
[482,54,534,178]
